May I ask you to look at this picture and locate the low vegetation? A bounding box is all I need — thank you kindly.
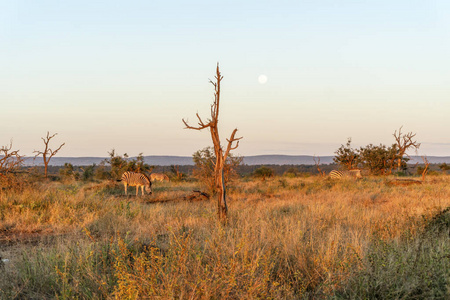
[1,174,450,299]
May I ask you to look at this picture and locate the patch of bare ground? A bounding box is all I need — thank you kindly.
[387,178,423,186]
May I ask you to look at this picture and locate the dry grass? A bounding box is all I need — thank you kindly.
[1,175,450,298]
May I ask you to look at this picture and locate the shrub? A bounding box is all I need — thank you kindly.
[333,138,359,170]
[252,166,275,180]
[59,163,79,181]
[104,150,153,180]
[192,146,242,192]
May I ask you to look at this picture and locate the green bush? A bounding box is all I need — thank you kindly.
[252,166,275,180]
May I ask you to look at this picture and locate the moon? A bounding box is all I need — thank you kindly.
[258,74,268,84]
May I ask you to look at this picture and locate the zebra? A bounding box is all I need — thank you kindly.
[119,171,152,196]
[329,169,363,180]
[150,173,170,182]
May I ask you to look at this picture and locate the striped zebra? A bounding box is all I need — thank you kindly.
[329,169,363,180]
[120,171,152,196]
[150,173,170,182]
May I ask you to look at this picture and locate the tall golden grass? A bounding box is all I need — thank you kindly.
[1,175,449,298]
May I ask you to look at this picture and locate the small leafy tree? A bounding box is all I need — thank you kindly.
[80,164,96,181]
[59,163,80,180]
[283,167,300,178]
[253,166,275,181]
[126,153,153,174]
[192,146,242,193]
[333,138,359,170]
[104,150,153,180]
[439,163,450,173]
[94,164,110,180]
[358,144,399,175]
[105,149,129,180]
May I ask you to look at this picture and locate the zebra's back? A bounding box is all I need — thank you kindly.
[329,170,345,179]
[329,169,362,179]
[150,173,169,182]
[121,171,151,186]
[121,171,152,195]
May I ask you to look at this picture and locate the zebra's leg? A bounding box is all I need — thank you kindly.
[136,186,139,196]
[124,183,128,195]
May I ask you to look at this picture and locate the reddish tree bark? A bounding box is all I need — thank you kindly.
[34,132,65,178]
[183,64,242,221]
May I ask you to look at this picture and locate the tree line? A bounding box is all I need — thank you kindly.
[333,127,422,175]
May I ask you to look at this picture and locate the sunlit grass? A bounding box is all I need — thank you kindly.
[1,175,450,298]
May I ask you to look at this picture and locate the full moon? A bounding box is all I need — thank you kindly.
[258,74,268,84]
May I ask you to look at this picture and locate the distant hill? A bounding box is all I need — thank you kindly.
[241,155,335,165]
[24,155,450,167]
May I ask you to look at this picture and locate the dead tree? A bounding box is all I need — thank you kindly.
[183,64,242,221]
[34,132,65,178]
[0,141,24,177]
[421,156,430,182]
[393,126,420,172]
[313,156,326,177]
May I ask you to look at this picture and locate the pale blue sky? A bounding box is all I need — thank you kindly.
[2,0,450,157]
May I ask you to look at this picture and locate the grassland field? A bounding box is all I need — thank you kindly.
[1,174,450,299]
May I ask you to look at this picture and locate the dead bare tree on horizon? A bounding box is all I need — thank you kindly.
[393,126,421,173]
[34,132,65,178]
[0,140,24,177]
[183,64,242,222]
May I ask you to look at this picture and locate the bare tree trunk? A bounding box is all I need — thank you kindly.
[34,132,65,178]
[183,64,242,222]
[421,156,430,181]
[393,126,420,173]
[217,169,228,219]
[44,154,48,178]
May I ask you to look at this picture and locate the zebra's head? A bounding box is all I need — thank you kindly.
[145,182,152,194]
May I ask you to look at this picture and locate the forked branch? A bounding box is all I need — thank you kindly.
[224,129,243,161]
[313,155,326,177]
[182,113,210,130]
[34,131,65,178]
[0,140,24,175]
[393,126,420,172]
[421,156,430,182]
[182,63,242,222]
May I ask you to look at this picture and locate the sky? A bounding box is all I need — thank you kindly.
[2,0,450,158]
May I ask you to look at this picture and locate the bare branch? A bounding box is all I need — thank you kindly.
[48,142,66,159]
[0,140,24,176]
[313,155,326,177]
[224,129,243,161]
[35,132,65,178]
[421,156,430,181]
[393,126,421,172]
[182,63,241,221]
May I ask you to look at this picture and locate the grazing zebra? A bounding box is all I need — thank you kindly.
[329,169,363,180]
[150,173,170,182]
[120,171,152,196]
